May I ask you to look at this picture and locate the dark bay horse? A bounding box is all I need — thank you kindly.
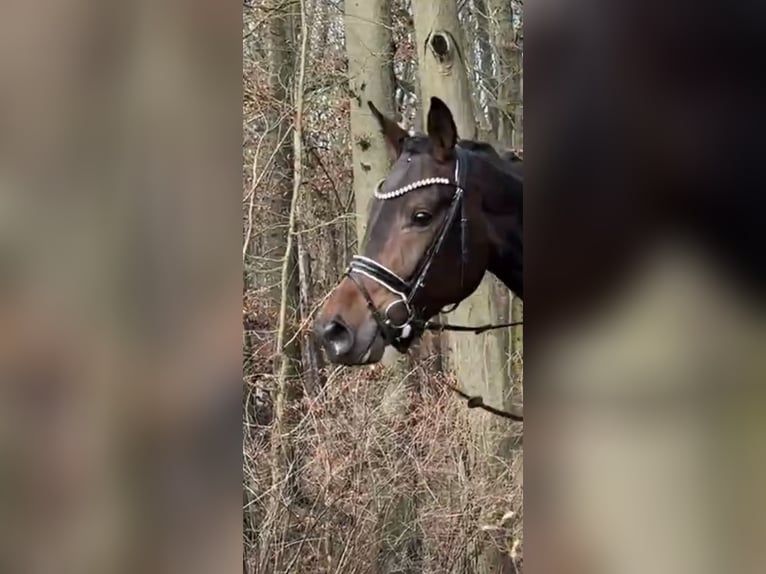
[315,97,523,366]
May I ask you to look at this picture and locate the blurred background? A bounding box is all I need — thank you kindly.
[0,1,241,573]
[524,2,766,573]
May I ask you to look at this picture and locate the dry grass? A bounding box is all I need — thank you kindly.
[244,364,523,573]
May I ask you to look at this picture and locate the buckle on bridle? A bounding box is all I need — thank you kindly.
[383,298,412,329]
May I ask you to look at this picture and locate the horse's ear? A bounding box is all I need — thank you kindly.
[368,101,407,159]
[426,97,458,161]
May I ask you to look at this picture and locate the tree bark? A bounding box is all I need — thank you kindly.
[345,0,398,246]
[411,0,513,427]
[259,0,299,315]
[489,0,524,416]
[473,0,499,135]
[264,0,302,434]
[411,1,518,572]
[259,0,305,569]
[488,0,522,148]
[345,1,422,571]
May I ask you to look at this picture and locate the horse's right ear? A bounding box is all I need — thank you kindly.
[368,101,408,159]
[426,97,457,161]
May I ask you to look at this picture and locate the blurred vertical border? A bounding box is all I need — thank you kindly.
[524,1,766,573]
[0,1,242,573]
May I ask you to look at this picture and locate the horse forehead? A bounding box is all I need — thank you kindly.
[381,153,434,192]
[365,181,419,252]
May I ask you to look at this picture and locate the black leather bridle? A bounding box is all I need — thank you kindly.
[337,144,524,422]
[343,146,472,352]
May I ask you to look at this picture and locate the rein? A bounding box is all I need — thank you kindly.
[423,318,523,334]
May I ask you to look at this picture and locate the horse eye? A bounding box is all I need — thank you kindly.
[411,210,433,226]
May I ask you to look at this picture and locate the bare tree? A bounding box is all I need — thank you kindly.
[255,0,305,569]
[410,0,519,572]
[488,0,523,148]
[345,1,424,571]
[487,0,524,422]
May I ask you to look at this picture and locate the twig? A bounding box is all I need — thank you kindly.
[435,377,523,422]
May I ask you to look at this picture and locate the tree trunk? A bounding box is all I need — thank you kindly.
[488,0,522,149]
[489,0,524,418]
[411,1,517,572]
[263,0,302,430]
[345,1,422,572]
[411,1,477,138]
[260,0,299,317]
[298,237,324,396]
[345,0,398,246]
[258,0,304,569]
[472,0,499,135]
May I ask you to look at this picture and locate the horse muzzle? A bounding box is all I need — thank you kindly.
[314,316,386,365]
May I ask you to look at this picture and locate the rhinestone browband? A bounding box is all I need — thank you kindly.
[373,177,452,200]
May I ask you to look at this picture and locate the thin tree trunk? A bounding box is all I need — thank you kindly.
[273,0,309,441]
[471,0,499,135]
[488,0,522,148]
[298,235,324,396]
[263,0,308,569]
[262,0,302,426]
[261,0,298,314]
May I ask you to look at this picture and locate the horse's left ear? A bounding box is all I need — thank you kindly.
[426,97,458,161]
[368,101,408,160]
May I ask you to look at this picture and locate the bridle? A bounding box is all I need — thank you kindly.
[343,146,473,352]
[337,143,524,422]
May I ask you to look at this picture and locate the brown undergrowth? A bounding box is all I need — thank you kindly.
[244,363,523,573]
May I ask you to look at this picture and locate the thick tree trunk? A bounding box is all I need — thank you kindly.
[411,0,514,427]
[345,0,398,247]
[411,1,518,572]
[345,1,422,572]
[411,1,477,138]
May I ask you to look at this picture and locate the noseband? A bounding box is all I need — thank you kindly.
[343,146,471,352]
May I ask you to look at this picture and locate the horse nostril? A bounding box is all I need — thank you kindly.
[320,319,354,357]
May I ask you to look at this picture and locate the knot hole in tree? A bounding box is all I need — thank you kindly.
[429,32,452,64]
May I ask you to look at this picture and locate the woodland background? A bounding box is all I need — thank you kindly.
[244,0,524,571]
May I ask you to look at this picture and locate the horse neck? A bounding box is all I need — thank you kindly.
[474,161,523,298]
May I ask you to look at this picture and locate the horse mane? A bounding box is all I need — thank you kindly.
[456,139,523,224]
[458,139,522,178]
